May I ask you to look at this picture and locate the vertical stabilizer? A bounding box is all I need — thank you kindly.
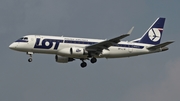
[138,17,165,45]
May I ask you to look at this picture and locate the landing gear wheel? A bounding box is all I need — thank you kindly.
[28,58,32,62]
[90,57,97,64]
[81,62,87,68]
[27,52,33,62]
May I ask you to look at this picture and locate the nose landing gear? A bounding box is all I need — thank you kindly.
[28,58,32,62]
[27,52,33,62]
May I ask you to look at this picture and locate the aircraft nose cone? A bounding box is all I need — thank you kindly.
[9,43,16,50]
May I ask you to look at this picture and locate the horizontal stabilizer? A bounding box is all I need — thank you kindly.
[147,41,174,50]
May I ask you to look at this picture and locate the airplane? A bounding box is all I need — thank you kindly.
[9,17,174,68]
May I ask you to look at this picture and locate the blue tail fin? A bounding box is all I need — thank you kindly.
[137,17,165,45]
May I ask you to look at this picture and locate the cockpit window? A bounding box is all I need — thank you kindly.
[23,37,28,41]
[16,37,29,42]
[24,37,28,39]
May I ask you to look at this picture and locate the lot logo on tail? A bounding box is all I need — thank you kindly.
[148,28,162,42]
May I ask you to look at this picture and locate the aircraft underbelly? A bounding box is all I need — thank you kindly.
[106,48,148,58]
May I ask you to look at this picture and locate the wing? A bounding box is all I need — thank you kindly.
[86,27,134,52]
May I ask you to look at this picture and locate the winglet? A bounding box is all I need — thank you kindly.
[127,27,134,35]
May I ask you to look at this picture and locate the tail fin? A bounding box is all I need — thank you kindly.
[135,17,166,45]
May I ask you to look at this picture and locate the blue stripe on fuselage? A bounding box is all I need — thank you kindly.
[33,38,144,50]
[64,40,144,49]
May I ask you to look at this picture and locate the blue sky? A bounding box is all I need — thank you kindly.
[0,0,180,101]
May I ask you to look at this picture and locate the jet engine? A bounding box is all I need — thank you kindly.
[57,47,88,56]
[55,55,74,63]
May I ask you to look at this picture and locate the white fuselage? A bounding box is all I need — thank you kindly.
[8,18,172,67]
[10,35,159,59]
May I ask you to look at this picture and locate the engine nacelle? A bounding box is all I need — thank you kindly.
[57,47,88,57]
[55,55,74,63]
[70,47,88,55]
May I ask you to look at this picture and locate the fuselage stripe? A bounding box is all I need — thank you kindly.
[32,38,144,50]
[64,40,144,49]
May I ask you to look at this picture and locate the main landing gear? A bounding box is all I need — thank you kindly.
[90,57,97,64]
[27,52,33,62]
[80,62,87,68]
[80,57,97,68]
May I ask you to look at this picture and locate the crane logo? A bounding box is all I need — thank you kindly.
[148,28,162,42]
[76,49,81,52]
